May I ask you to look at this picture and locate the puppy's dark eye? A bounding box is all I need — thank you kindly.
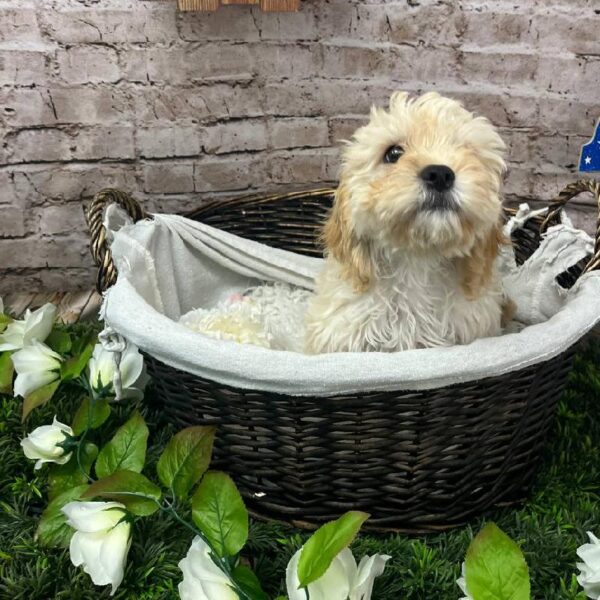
[383,145,404,164]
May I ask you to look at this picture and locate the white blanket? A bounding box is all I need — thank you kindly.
[101,206,600,396]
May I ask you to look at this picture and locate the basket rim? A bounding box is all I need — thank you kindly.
[99,215,600,398]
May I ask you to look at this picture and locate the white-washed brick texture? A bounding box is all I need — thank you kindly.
[0,0,599,292]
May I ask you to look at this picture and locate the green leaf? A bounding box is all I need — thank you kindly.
[82,469,161,516]
[232,565,269,600]
[191,471,248,558]
[36,484,87,548]
[297,511,369,588]
[61,341,94,381]
[46,329,72,354]
[0,313,12,333]
[0,351,14,394]
[72,397,110,436]
[95,410,149,479]
[465,522,531,600]
[22,379,61,421]
[48,443,98,501]
[157,426,216,500]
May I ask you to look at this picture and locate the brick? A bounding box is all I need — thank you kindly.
[202,120,268,154]
[538,98,600,136]
[75,126,136,160]
[266,149,339,185]
[11,164,139,205]
[536,13,598,55]
[177,8,260,41]
[250,43,320,79]
[7,128,74,163]
[132,84,264,124]
[0,236,89,269]
[0,171,19,205]
[194,155,263,192]
[40,7,178,44]
[0,49,54,87]
[387,3,465,46]
[57,46,120,84]
[0,267,96,295]
[536,55,599,102]
[48,87,132,126]
[0,207,25,238]
[0,89,59,128]
[460,50,538,86]
[257,9,318,41]
[0,87,131,127]
[534,134,589,170]
[328,116,367,144]
[37,204,87,236]
[268,117,329,149]
[121,45,255,85]
[6,126,135,163]
[0,9,40,43]
[321,44,388,79]
[143,163,195,194]
[461,9,536,47]
[138,125,201,158]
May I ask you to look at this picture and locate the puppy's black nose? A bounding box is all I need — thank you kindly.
[420,165,455,192]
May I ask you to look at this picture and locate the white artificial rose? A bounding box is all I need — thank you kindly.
[88,342,147,400]
[0,303,56,351]
[12,340,63,398]
[457,562,473,600]
[577,531,600,599]
[286,547,390,600]
[178,536,238,600]
[21,416,73,469]
[62,501,131,596]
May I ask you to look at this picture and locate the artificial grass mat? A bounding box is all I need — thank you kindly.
[1,341,600,599]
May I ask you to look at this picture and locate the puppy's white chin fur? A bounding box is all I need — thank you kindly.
[305,91,508,354]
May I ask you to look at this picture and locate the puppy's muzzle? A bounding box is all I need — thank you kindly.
[419,164,457,211]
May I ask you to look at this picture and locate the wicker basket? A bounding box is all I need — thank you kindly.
[86,179,600,533]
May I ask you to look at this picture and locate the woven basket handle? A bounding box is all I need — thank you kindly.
[540,178,600,274]
[86,188,146,292]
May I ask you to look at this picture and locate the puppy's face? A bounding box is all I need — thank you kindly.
[335,92,506,258]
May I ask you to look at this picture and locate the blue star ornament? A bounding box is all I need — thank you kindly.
[579,118,600,172]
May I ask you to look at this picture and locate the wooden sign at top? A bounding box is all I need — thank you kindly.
[178,0,300,11]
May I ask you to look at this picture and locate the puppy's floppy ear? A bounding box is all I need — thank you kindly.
[458,222,506,300]
[322,184,373,292]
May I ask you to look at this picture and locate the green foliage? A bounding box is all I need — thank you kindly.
[157,426,216,501]
[48,443,98,501]
[0,352,13,394]
[465,523,530,600]
[0,312,12,333]
[83,470,162,517]
[233,565,270,600]
[46,329,72,355]
[72,397,111,435]
[60,341,94,382]
[95,410,148,479]
[22,380,60,421]
[297,510,369,587]
[2,339,600,599]
[191,471,249,558]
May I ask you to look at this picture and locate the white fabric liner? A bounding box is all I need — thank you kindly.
[102,207,600,397]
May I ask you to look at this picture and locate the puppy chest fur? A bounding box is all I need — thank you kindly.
[306,251,503,353]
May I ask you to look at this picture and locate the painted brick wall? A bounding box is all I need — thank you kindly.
[0,0,599,293]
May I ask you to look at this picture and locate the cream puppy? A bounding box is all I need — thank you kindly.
[305,92,509,353]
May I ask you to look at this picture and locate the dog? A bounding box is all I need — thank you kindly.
[305,91,510,353]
